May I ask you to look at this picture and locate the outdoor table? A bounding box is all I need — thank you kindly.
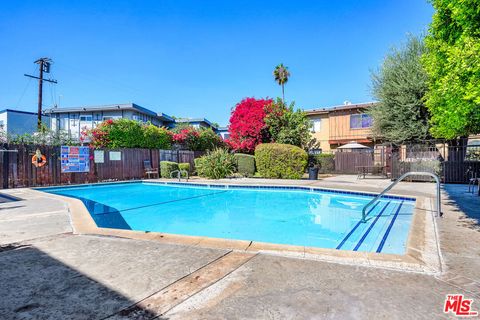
[356,165,386,179]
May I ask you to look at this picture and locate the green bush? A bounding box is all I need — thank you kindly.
[160,161,179,178]
[308,153,335,173]
[107,119,144,148]
[178,162,191,173]
[255,143,308,179]
[142,124,173,149]
[234,153,256,177]
[195,148,236,179]
[88,119,173,149]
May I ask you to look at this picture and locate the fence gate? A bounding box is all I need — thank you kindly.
[390,143,480,183]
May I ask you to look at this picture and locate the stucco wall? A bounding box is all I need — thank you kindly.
[307,113,331,152]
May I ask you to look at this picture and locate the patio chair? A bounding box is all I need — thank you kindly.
[466,168,479,194]
[144,160,159,179]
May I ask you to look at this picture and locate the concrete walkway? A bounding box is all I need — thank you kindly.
[0,176,479,319]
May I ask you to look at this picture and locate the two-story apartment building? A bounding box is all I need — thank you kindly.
[46,103,175,140]
[306,102,377,152]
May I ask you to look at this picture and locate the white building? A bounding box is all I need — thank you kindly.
[46,103,175,140]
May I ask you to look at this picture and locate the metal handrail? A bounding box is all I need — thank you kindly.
[170,170,189,182]
[361,171,441,222]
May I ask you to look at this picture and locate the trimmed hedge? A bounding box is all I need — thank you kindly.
[309,153,335,173]
[195,148,236,179]
[255,143,308,179]
[178,162,191,173]
[234,153,255,177]
[160,161,179,178]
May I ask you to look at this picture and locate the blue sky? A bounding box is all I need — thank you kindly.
[0,1,433,125]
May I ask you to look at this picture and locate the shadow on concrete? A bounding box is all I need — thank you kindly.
[0,205,25,211]
[443,184,480,229]
[0,192,22,203]
[0,245,165,319]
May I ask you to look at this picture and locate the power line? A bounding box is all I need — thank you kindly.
[14,77,33,109]
[24,58,58,129]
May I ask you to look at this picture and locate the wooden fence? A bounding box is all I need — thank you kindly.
[0,144,201,189]
[334,152,373,174]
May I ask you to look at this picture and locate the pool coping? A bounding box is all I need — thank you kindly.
[32,180,443,274]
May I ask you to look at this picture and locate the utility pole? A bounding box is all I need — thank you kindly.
[24,58,57,129]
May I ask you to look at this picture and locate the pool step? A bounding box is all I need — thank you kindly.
[354,202,403,253]
[336,201,388,251]
[337,200,407,252]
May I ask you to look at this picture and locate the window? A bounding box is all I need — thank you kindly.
[0,120,4,128]
[103,116,114,121]
[132,114,146,122]
[80,115,92,122]
[311,119,321,133]
[350,114,372,129]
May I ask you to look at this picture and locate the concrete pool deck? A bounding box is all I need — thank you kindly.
[1,176,479,319]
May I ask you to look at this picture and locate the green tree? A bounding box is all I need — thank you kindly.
[273,63,290,103]
[264,98,312,148]
[369,35,430,144]
[422,0,480,139]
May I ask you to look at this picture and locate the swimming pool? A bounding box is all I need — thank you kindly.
[42,182,416,254]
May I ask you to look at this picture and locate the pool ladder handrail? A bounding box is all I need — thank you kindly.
[361,171,441,223]
[170,169,189,182]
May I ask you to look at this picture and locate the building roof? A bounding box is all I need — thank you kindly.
[44,103,174,122]
[305,102,378,115]
[0,109,39,116]
[175,118,217,128]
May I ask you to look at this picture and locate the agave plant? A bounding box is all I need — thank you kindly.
[273,63,290,103]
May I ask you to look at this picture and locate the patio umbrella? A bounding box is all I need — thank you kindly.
[337,141,372,150]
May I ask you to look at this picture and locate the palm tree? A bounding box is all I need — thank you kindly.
[273,63,290,103]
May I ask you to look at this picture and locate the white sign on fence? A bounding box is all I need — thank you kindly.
[94,150,104,163]
[109,151,121,161]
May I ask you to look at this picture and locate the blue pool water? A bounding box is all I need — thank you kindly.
[42,182,416,254]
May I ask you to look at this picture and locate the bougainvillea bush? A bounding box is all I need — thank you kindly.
[227,97,273,153]
[87,119,173,149]
[172,127,224,151]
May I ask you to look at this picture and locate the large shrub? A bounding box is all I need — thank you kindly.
[255,143,308,179]
[227,97,273,153]
[234,153,255,177]
[160,161,179,178]
[173,127,224,151]
[308,153,335,173]
[142,124,173,149]
[105,119,144,148]
[88,119,173,149]
[195,149,236,179]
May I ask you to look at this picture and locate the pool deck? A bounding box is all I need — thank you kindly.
[1,175,479,319]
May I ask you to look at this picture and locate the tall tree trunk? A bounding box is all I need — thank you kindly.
[282,84,285,104]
